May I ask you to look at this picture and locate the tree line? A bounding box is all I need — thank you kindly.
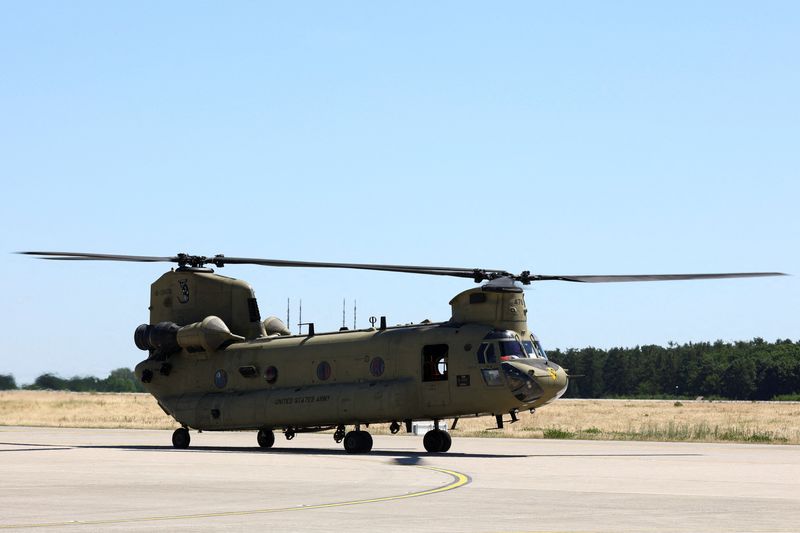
[1,338,798,399]
[549,338,800,400]
[0,368,145,393]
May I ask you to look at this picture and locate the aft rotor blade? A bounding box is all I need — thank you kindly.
[530,272,787,283]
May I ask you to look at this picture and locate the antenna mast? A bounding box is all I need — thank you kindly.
[342,298,346,329]
[286,298,290,335]
[353,299,357,330]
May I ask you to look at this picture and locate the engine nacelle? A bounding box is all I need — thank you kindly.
[177,316,245,352]
[263,316,291,336]
[134,316,244,355]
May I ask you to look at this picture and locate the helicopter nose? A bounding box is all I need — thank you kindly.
[531,363,568,400]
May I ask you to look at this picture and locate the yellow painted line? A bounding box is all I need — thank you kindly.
[0,465,470,530]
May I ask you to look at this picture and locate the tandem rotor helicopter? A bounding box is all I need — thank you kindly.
[23,251,785,454]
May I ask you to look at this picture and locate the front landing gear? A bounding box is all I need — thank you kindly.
[172,427,190,449]
[423,429,451,453]
[343,430,373,454]
[257,428,275,448]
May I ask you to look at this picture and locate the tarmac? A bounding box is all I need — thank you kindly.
[1,426,798,532]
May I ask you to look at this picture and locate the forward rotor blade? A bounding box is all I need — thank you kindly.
[217,256,507,278]
[19,251,176,262]
[531,272,787,283]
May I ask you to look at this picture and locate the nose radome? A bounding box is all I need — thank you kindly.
[531,364,568,396]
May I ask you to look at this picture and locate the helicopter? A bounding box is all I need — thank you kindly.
[22,251,785,454]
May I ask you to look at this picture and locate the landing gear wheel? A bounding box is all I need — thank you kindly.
[440,430,452,452]
[333,425,346,443]
[423,429,450,453]
[344,431,360,453]
[172,427,190,449]
[343,430,373,454]
[257,428,275,448]
[358,431,373,453]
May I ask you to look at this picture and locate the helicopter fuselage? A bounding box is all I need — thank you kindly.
[135,321,568,432]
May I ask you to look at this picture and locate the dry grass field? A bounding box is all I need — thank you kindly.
[2,390,799,444]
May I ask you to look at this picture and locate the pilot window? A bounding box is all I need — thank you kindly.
[422,344,449,382]
[499,340,526,360]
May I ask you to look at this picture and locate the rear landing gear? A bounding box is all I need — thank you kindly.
[172,427,190,449]
[257,428,275,448]
[343,430,373,454]
[423,429,451,453]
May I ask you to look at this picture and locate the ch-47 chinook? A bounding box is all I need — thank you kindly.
[23,251,785,454]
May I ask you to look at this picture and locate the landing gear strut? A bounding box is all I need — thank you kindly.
[343,430,373,454]
[423,429,451,453]
[257,428,275,448]
[172,427,190,449]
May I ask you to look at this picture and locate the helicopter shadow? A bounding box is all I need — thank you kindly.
[0,441,702,461]
[78,444,528,460]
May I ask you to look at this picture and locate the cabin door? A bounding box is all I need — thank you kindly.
[420,343,451,408]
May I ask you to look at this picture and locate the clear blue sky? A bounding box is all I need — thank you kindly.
[1,2,797,384]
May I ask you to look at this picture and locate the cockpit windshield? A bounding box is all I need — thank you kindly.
[477,330,530,362]
[523,335,548,360]
[499,340,526,360]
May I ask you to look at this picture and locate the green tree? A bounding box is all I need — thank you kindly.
[0,374,17,390]
[30,373,67,390]
[102,368,144,392]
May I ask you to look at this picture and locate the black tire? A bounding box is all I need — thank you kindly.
[440,431,452,453]
[423,429,444,453]
[172,427,190,449]
[358,431,373,453]
[257,429,275,448]
[344,431,361,453]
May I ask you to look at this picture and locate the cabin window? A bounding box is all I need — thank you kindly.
[264,366,278,384]
[370,357,385,377]
[422,344,449,382]
[316,361,332,381]
[214,369,227,389]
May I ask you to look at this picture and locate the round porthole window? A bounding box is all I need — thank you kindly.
[214,369,228,389]
[264,366,278,384]
[316,361,331,381]
[369,357,385,377]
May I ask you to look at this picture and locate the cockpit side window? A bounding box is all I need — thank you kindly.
[477,342,497,364]
[485,343,497,363]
